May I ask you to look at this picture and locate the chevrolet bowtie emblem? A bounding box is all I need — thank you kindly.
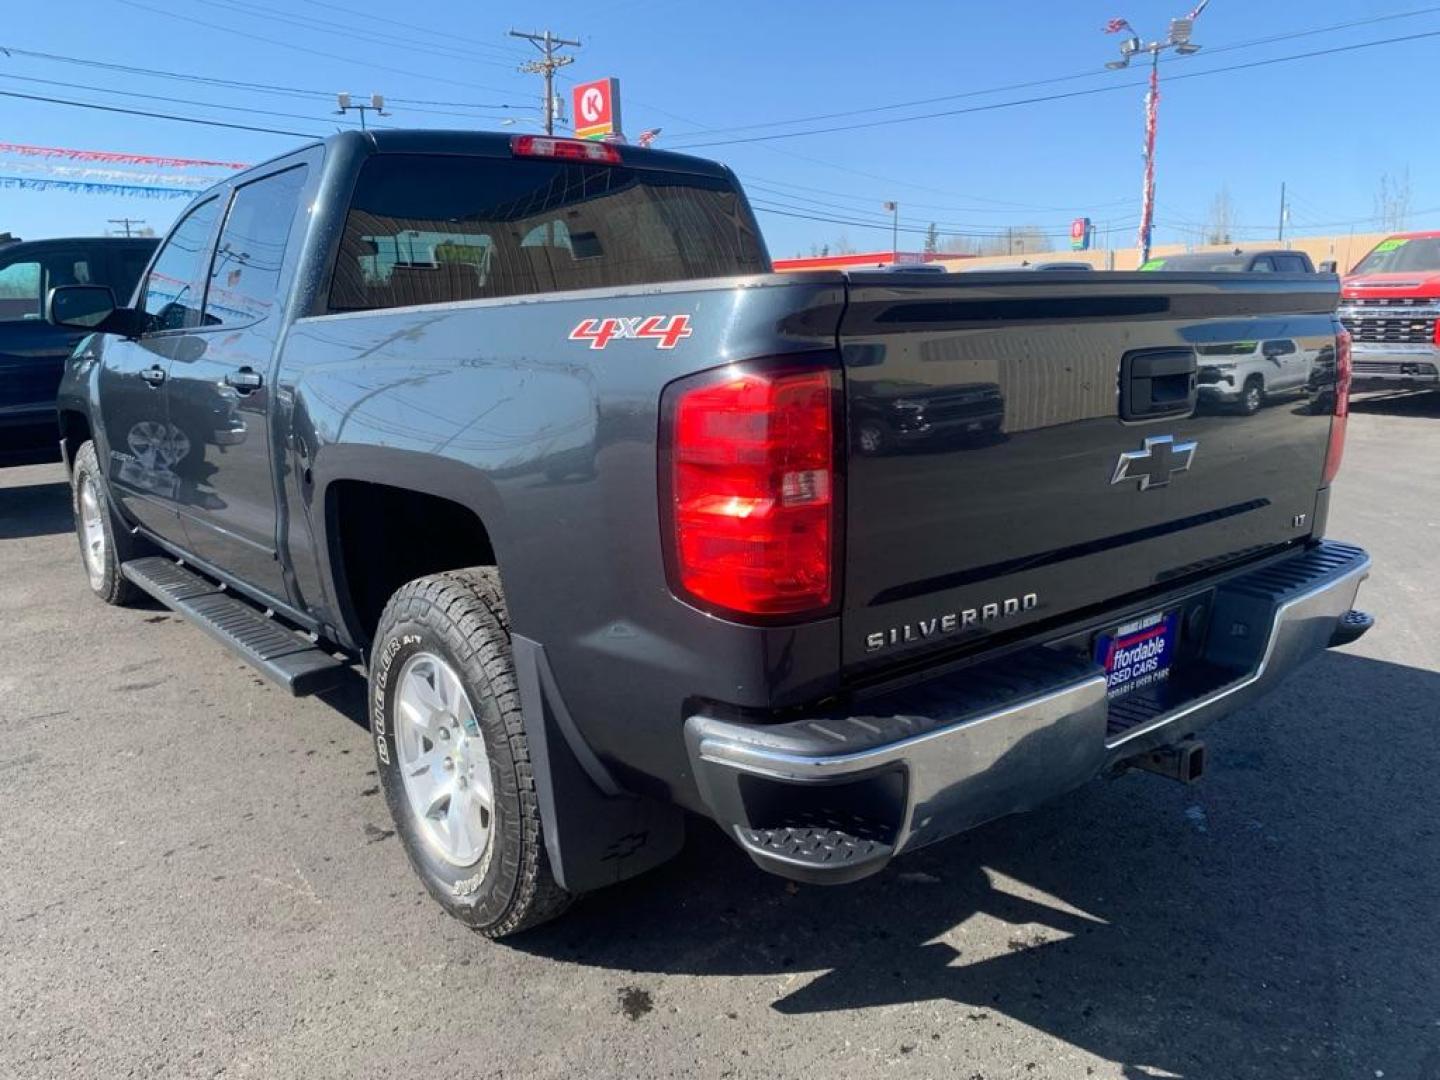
[1111,435,1198,491]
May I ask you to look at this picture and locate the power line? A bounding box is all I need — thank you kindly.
[749,198,1138,241]
[0,71,378,129]
[112,0,535,99]
[290,0,530,61]
[0,45,527,111]
[0,87,322,138]
[191,0,523,72]
[743,174,1135,218]
[671,29,1440,149]
[664,6,1440,141]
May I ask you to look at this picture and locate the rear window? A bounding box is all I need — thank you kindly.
[329,153,768,312]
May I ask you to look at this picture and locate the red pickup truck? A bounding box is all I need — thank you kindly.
[1337,231,1440,393]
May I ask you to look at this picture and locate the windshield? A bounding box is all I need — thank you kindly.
[1350,236,1440,275]
[1141,253,1249,272]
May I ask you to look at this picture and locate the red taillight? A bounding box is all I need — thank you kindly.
[663,365,839,619]
[510,134,620,164]
[1323,327,1352,485]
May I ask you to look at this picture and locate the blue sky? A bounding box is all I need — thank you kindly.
[2,0,1437,256]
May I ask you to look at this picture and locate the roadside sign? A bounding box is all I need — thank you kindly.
[573,78,622,141]
[1071,217,1092,251]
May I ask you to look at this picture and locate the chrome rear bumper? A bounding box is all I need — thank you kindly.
[686,542,1371,883]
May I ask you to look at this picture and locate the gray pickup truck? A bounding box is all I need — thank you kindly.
[49,130,1372,936]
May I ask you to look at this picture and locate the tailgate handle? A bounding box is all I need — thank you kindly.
[1120,348,1197,421]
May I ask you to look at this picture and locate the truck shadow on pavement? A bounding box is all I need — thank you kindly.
[508,649,1440,1079]
[0,479,73,540]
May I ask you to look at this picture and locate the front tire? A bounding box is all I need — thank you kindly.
[370,568,572,937]
[1239,377,1265,416]
[71,440,141,606]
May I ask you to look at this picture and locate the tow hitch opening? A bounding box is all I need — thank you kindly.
[1126,738,1207,785]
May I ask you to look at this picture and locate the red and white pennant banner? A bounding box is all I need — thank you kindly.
[0,142,249,171]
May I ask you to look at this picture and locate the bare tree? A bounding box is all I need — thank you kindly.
[1205,187,1236,246]
[923,222,939,255]
[939,225,1052,258]
[1374,168,1412,233]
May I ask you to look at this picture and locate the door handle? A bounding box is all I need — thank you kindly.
[224,368,263,393]
[140,365,166,387]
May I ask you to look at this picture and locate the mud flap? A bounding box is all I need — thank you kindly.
[511,634,685,894]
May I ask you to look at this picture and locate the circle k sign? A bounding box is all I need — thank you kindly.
[572,77,621,139]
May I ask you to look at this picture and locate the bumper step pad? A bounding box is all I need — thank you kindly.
[121,557,346,696]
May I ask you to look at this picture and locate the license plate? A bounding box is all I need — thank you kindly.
[1095,610,1178,699]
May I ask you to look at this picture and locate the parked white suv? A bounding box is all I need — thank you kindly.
[1198,338,1314,414]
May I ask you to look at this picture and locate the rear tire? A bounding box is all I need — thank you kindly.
[370,568,573,937]
[71,440,142,606]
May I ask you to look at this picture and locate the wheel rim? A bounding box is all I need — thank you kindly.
[859,426,882,453]
[394,652,493,868]
[1247,386,1262,410]
[78,475,107,591]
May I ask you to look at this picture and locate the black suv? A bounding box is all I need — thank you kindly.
[1,236,157,464]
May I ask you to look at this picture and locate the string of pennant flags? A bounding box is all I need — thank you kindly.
[0,141,248,200]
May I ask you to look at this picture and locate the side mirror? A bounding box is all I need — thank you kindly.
[1317,260,1338,274]
[46,285,144,337]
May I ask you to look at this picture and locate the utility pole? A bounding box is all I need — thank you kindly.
[509,28,581,136]
[1102,4,1210,265]
[883,201,898,258]
[1277,181,1287,244]
[107,217,145,237]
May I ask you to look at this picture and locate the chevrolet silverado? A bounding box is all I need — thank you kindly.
[48,130,1372,936]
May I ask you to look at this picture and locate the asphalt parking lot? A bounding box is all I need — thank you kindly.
[2,395,1438,1080]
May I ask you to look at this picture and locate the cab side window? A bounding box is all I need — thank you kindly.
[142,198,222,332]
[204,165,309,328]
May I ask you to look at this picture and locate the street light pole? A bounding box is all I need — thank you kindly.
[1138,48,1161,266]
[1103,5,1209,266]
[884,201,898,258]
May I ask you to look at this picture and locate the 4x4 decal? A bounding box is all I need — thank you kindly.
[569,314,693,350]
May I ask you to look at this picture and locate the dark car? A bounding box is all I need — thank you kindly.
[49,131,1371,936]
[0,236,157,463]
[1140,248,1316,273]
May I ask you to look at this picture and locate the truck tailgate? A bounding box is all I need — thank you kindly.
[839,272,1341,671]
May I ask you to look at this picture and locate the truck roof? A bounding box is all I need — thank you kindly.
[1,236,157,249]
[359,129,733,179]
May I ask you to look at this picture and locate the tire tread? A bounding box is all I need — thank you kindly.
[375,567,572,937]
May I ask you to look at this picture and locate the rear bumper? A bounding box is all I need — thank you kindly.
[686,541,1371,884]
[1350,346,1440,392]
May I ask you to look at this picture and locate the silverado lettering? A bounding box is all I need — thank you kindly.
[865,593,1040,652]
